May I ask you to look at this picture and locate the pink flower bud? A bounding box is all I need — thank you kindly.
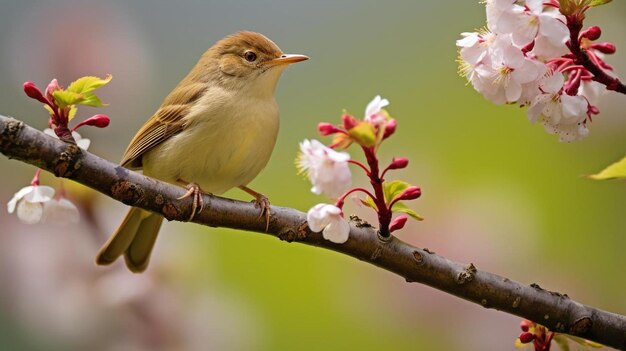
[342,114,359,130]
[387,157,409,170]
[45,79,62,103]
[318,122,342,136]
[73,114,110,130]
[592,42,616,54]
[23,82,48,104]
[397,186,421,201]
[383,118,397,139]
[389,215,408,233]
[518,332,535,344]
[581,26,601,41]
[520,320,531,332]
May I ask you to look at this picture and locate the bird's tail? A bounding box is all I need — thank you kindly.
[95,207,163,273]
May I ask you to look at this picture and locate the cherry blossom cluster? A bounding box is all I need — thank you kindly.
[516,319,602,350]
[457,0,622,142]
[298,96,422,244]
[8,76,112,224]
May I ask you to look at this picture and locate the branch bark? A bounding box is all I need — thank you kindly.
[1,114,625,350]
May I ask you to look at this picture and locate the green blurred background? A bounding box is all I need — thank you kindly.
[0,1,624,350]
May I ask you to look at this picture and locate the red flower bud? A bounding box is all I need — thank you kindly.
[342,113,359,130]
[518,332,535,344]
[383,118,397,139]
[520,320,532,332]
[592,42,616,54]
[396,186,421,201]
[387,157,409,170]
[23,82,49,104]
[581,26,601,41]
[318,122,342,136]
[389,215,408,233]
[45,79,62,103]
[72,114,110,130]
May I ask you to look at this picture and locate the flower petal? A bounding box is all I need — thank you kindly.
[561,95,587,121]
[322,217,350,244]
[307,204,332,232]
[76,138,91,150]
[43,198,80,224]
[7,186,34,213]
[24,185,55,203]
[299,139,351,198]
[16,200,44,224]
[365,95,389,119]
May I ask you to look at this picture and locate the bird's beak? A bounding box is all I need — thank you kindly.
[263,54,309,66]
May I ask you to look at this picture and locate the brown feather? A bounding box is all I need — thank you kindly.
[120,83,207,168]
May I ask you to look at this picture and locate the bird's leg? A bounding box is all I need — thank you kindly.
[238,185,270,231]
[177,180,205,221]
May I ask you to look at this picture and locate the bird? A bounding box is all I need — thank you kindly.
[95,31,308,273]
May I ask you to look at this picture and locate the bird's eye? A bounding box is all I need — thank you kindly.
[244,51,257,62]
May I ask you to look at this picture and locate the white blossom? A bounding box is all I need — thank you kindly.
[457,31,496,66]
[298,139,351,198]
[306,204,350,244]
[43,198,80,224]
[7,185,55,224]
[527,73,589,142]
[364,95,390,128]
[474,34,545,104]
[457,0,606,142]
[486,0,524,34]
[44,128,91,150]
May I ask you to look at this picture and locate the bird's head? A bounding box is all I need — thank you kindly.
[205,31,308,96]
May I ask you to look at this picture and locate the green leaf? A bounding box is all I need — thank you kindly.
[347,122,377,147]
[383,180,411,203]
[361,197,378,210]
[67,74,112,94]
[52,90,85,108]
[43,104,54,115]
[589,0,612,7]
[79,92,106,107]
[391,201,423,221]
[559,0,576,15]
[68,105,77,121]
[588,156,626,180]
[362,180,422,221]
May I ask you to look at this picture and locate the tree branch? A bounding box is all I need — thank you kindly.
[1,114,625,350]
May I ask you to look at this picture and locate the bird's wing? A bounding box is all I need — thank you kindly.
[120,83,207,168]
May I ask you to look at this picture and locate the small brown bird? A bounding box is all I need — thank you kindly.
[96,31,308,272]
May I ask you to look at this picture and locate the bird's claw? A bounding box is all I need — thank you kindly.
[177,182,204,221]
[252,194,271,231]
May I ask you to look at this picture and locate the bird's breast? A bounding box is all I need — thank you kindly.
[142,87,280,194]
